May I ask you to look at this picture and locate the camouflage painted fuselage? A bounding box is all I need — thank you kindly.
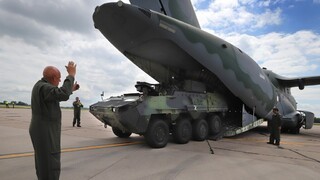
[93,2,281,120]
[91,1,316,136]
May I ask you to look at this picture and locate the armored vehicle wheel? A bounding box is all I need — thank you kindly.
[192,119,208,141]
[145,119,169,148]
[112,127,132,138]
[208,114,222,135]
[173,118,192,144]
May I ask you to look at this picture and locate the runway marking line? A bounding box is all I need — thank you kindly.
[0,141,143,160]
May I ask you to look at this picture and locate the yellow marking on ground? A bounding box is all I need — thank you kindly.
[0,141,143,160]
[0,152,34,159]
[61,141,143,153]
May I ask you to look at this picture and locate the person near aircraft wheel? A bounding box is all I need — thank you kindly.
[268,107,282,146]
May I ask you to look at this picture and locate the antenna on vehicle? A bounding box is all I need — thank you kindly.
[158,0,167,15]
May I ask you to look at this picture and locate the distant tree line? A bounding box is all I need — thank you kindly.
[315,117,320,123]
[1,100,29,106]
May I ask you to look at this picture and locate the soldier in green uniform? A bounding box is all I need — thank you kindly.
[29,61,79,180]
[73,97,83,127]
[268,107,282,146]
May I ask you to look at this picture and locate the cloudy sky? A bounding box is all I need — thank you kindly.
[1,0,320,116]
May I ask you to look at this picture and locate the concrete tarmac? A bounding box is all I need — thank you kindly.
[1,108,320,180]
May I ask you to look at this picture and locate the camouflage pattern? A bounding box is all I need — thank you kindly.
[92,1,275,122]
[91,0,320,141]
[130,0,201,28]
[90,90,228,134]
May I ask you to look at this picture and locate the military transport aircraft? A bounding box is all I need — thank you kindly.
[90,0,320,148]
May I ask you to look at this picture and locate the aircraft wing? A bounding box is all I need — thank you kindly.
[277,76,320,90]
[130,0,201,28]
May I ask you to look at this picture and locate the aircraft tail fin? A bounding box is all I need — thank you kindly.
[277,76,320,90]
[130,0,201,28]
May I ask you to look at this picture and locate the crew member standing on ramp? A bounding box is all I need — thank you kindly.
[29,61,79,180]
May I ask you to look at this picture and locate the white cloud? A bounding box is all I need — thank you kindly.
[195,0,282,33]
[253,8,282,28]
[313,0,320,4]
[0,0,150,107]
[210,0,239,8]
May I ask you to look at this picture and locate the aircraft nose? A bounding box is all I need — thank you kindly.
[92,2,152,52]
[93,6,100,29]
[93,2,126,30]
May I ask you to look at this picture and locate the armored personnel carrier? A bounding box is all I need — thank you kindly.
[90,81,261,148]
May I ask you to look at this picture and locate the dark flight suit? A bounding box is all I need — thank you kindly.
[29,76,74,180]
[73,101,83,127]
[269,113,282,145]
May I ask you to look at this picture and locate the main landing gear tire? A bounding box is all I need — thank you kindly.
[192,119,209,141]
[145,119,169,148]
[173,117,192,144]
[112,127,132,138]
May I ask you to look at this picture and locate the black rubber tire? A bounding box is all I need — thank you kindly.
[145,119,169,148]
[192,119,209,141]
[173,118,192,144]
[112,127,132,138]
[208,114,222,135]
